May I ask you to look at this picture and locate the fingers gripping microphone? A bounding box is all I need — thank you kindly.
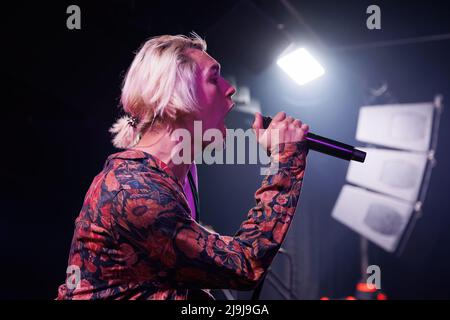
[262,116,366,163]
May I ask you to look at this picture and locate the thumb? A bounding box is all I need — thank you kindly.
[252,112,263,131]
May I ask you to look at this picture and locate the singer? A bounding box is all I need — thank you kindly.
[56,34,309,300]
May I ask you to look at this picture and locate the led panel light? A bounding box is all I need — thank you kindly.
[277,48,325,85]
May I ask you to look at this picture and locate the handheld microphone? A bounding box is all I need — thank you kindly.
[261,116,366,163]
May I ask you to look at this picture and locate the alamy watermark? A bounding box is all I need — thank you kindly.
[66,265,81,290]
[67,5,381,31]
[366,5,381,30]
[366,264,381,290]
[170,121,281,175]
[66,5,81,30]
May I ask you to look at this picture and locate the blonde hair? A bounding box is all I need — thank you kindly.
[109,33,207,149]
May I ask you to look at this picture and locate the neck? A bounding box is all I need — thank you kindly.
[133,125,193,184]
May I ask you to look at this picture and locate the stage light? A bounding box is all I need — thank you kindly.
[346,148,428,202]
[277,48,325,85]
[356,102,434,152]
[332,185,414,252]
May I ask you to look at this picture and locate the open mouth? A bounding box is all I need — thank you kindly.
[221,102,235,131]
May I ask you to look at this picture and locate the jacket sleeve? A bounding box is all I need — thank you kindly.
[112,141,308,290]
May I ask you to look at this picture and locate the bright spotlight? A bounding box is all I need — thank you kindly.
[277,48,325,85]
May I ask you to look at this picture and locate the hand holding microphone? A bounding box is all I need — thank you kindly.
[252,111,309,155]
[252,112,366,163]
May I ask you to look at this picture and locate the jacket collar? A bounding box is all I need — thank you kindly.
[106,149,184,189]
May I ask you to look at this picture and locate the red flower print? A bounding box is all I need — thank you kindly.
[124,197,157,228]
[175,228,203,259]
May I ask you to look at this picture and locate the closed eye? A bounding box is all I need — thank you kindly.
[208,64,221,79]
[210,76,219,84]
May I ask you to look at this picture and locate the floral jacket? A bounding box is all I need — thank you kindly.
[56,141,307,299]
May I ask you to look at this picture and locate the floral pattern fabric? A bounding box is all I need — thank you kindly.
[57,141,307,300]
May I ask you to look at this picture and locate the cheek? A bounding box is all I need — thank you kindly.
[197,84,215,108]
[196,86,208,108]
[201,88,221,112]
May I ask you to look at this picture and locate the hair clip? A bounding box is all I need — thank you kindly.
[127,115,139,128]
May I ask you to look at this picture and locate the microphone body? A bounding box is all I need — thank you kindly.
[262,116,366,163]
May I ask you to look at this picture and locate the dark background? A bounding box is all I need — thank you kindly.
[2,0,450,299]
